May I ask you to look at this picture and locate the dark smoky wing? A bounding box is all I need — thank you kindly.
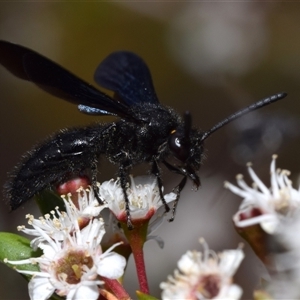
[94,51,160,106]
[0,40,132,118]
[0,40,30,79]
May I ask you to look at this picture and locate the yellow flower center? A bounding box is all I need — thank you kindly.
[55,250,94,284]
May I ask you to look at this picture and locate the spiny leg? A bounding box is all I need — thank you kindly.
[169,176,187,222]
[90,157,105,205]
[119,163,133,230]
[151,158,170,213]
[162,160,188,222]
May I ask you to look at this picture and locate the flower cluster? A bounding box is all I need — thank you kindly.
[5,154,300,300]
[3,176,177,300]
[5,187,126,300]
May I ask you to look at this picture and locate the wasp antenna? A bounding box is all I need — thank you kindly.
[200,92,287,142]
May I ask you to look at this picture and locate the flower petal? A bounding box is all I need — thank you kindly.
[97,252,126,279]
[219,284,243,300]
[67,283,99,300]
[219,249,245,276]
[29,276,55,300]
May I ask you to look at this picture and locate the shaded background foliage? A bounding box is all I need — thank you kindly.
[0,2,300,299]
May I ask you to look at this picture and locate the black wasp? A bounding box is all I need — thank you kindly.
[0,41,287,229]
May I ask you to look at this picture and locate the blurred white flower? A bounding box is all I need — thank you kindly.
[117,2,271,82]
[267,209,300,299]
[168,2,269,82]
[160,239,244,300]
[225,155,300,234]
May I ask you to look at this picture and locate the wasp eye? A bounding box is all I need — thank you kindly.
[169,131,189,162]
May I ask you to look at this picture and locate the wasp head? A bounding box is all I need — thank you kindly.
[167,112,204,188]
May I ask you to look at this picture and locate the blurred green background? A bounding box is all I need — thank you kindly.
[1,2,300,299]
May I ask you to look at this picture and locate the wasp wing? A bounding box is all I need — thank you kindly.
[0,40,132,118]
[94,51,159,106]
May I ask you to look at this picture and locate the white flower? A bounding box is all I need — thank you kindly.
[7,217,126,300]
[160,239,244,300]
[104,210,166,249]
[224,155,300,234]
[100,175,176,222]
[17,187,107,250]
[64,185,107,218]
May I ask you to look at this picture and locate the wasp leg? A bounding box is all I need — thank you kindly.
[90,157,105,204]
[162,160,188,222]
[119,163,134,230]
[168,176,187,222]
[151,159,170,213]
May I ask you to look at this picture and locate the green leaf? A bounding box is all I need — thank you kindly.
[34,189,66,215]
[0,232,41,275]
[136,291,159,300]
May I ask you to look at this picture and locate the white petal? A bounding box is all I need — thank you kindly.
[261,217,279,234]
[225,181,250,199]
[29,276,55,300]
[148,214,164,234]
[82,205,103,217]
[96,252,126,279]
[219,249,244,276]
[247,165,269,195]
[147,235,164,249]
[219,284,243,300]
[67,283,99,300]
[164,192,177,203]
[38,242,57,258]
[177,251,200,274]
[233,210,278,230]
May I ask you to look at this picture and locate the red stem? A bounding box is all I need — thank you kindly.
[131,239,149,294]
[101,277,130,300]
[122,221,149,294]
